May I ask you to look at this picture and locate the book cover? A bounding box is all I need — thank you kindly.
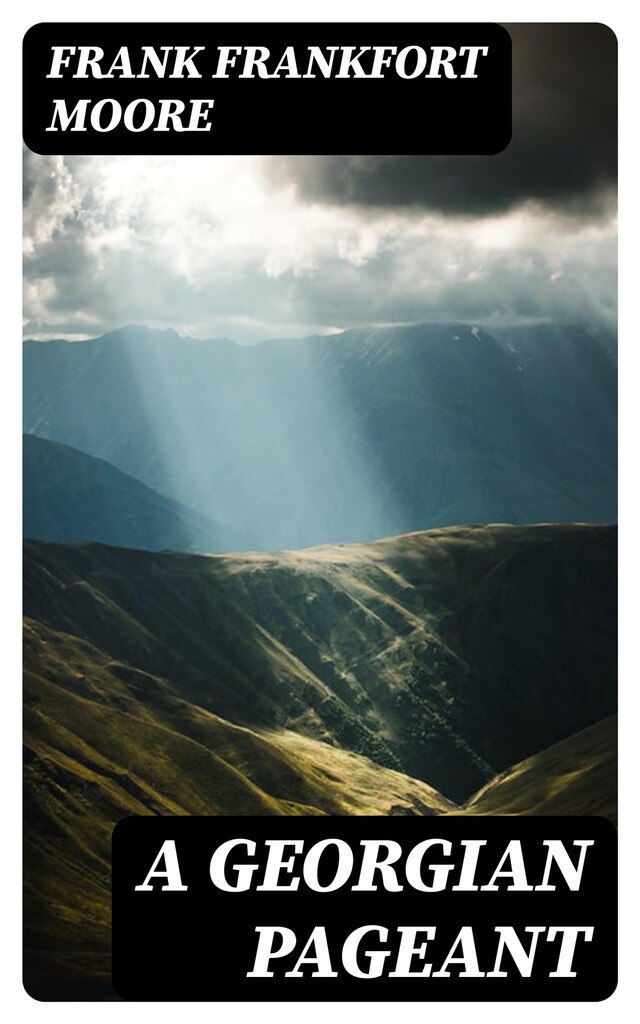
[18,5,621,1012]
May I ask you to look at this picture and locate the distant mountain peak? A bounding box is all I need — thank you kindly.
[23,320,617,550]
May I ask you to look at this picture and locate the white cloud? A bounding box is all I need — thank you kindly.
[23,154,80,255]
[23,153,617,343]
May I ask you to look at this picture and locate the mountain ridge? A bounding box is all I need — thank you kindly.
[24,523,616,803]
[23,523,617,999]
[23,321,617,551]
[23,433,247,553]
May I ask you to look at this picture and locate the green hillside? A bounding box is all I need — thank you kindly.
[461,714,617,822]
[24,615,616,999]
[24,524,616,801]
[24,616,452,999]
[23,524,616,998]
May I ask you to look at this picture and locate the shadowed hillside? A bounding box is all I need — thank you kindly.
[23,523,616,998]
[461,714,617,822]
[24,615,453,999]
[23,434,245,553]
[24,524,616,804]
[24,619,616,999]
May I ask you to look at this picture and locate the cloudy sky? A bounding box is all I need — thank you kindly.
[23,23,617,343]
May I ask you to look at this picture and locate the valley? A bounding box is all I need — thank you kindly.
[23,524,617,998]
[22,321,618,999]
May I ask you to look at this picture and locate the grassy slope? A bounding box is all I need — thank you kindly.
[24,524,617,802]
[23,524,617,998]
[24,625,616,998]
[460,714,617,823]
[24,617,452,999]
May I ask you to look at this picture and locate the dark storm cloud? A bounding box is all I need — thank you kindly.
[268,24,617,217]
[23,21,617,346]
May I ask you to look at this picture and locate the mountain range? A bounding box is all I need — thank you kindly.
[22,320,617,998]
[23,321,617,551]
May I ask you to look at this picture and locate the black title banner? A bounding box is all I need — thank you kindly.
[23,22,511,155]
[112,815,616,1001]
